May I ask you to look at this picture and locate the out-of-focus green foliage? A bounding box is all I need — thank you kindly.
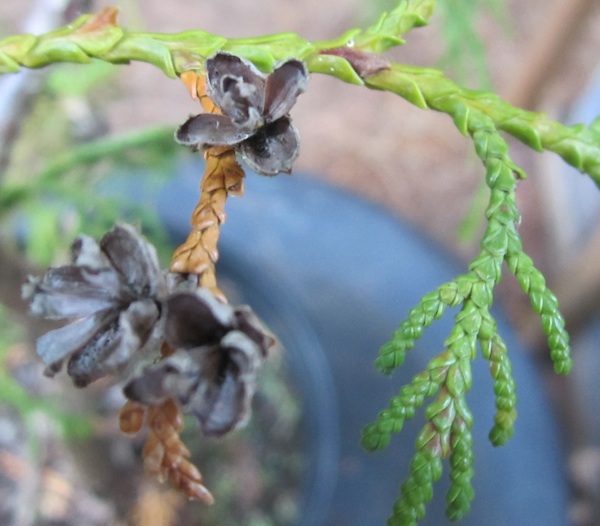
[0,304,92,438]
[46,59,116,96]
[436,0,508,88]
[367,0,508,88]
[0,95,177,265]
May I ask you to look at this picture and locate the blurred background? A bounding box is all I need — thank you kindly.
[1,0,600,525]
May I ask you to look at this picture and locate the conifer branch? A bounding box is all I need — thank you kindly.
[366,64,600,185]
[4,2,593,524]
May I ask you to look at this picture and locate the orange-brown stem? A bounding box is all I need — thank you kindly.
[170,73,245,302]
[120,399,215,505]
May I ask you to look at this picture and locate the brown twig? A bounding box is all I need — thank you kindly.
[130,482,183,526]
[170,74,245,302]
[118,71,242,507]
[119,344,212,503]
[119,399,214,505]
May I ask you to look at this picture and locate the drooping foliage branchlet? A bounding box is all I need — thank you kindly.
[478,312,517,446]
[505,250,572,374]
[445,413,475,521]
[363,94,573,523]
[374,290,451,374]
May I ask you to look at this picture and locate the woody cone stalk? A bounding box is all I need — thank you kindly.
[170,74,245,302]
[170,51,308,296]
[119,74,244,504]
[121,399,215,504]
[22,48,296,510]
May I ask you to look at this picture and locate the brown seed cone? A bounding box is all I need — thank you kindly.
[171,73,245,302]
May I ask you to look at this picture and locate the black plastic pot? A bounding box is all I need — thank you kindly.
[154,161,568,526]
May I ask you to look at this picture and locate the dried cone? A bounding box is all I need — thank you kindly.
[171,73,245,302]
